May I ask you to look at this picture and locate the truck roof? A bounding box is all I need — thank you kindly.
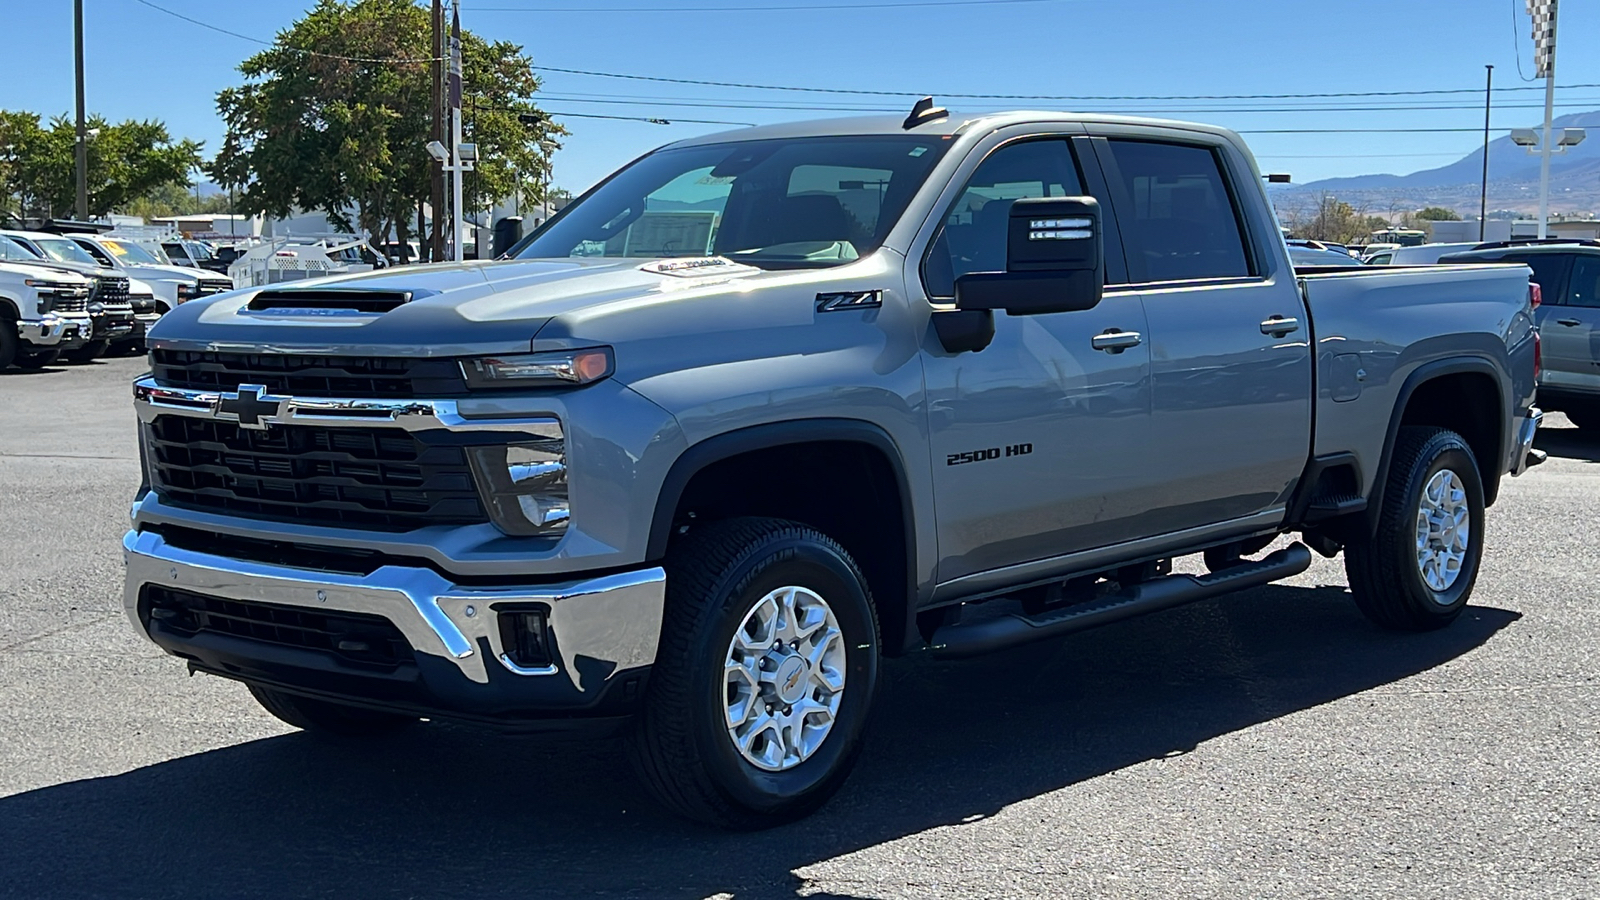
[664,110,1247,149]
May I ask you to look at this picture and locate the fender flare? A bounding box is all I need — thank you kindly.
[1367,356,1509,534]
[646,418,921,653]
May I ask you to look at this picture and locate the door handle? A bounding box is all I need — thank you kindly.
[1260,316,1300,337]
[1556,318,1583,327]
[1091,329,1143,353]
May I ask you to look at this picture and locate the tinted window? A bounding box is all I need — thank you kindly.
[514,136,948,269]
[1568,256,1600,308]
[1500,254,1572,304]
[0,236,36,261]
[923,140,1084,298]
[71,238,114,265]
[1105,140,1251,282]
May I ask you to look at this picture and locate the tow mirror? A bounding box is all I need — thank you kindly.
[954,196,1104,316]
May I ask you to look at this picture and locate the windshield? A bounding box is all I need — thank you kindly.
[100,238,165,265]
[514,135,950,269]
[35,237,100,265]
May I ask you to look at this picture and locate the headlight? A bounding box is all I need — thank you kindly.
[466,429,569,537]
[176,283,198,300]
[461,348,613,389]
[24,278,76,291]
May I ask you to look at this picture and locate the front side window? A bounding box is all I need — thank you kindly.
[1105,140,1252,283]
[514,135,948,269]
[68,238,114,266]
[0,236,37,261]
[923,140,1084,298]
[1567,256,1600,308]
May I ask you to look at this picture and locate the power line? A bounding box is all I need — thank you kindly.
[130,0,442,63]
[473,0,1068,10]
[534,64,1600,102]
[543,110,757,126]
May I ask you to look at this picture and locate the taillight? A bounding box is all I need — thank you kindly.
[1530,282,1542,308]
[1534,330,1542,381]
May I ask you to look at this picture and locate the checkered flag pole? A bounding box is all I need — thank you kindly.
[1526,0,1557,78]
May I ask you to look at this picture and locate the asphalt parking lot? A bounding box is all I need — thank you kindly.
[1,355,1596,899]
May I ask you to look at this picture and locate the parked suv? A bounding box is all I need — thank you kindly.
[1441,239,1600,430]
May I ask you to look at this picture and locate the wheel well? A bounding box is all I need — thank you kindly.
[1396,371,1503,503]
[0,296,18,321]
[668,441,912,655]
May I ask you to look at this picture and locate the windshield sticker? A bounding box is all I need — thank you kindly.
[909,147,929,157]
[103,240,129,256]
[638,257,759,278]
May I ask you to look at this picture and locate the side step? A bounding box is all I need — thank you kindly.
[929,542,1313,660]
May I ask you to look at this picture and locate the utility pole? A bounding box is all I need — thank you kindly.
[73,0,88,220]
[1480,65,1493,241]
[1528,0,1558,239]
[430,0,445,262]
[449,0,465,262]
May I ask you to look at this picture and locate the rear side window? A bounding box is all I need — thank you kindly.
[1104,140,1252,283]
[1503,254,1572,304]
[1567,256,1600,308]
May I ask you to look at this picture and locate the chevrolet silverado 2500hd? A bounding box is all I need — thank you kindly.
[125,108,1541,828]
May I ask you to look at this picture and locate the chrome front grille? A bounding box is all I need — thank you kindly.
[49,295,88,313]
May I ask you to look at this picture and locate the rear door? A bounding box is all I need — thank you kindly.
[1094,135,1313,534]
[1529,253,1600,396]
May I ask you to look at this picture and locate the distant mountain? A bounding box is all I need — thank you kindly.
[1285,110,1600,215]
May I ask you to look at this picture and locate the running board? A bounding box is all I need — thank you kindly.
[929,542,1313,660]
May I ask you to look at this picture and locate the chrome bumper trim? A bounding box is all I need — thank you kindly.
[132,375,559,436]
[122,529,665,691]
[1511,407,1543,477]
[19,314,68,347]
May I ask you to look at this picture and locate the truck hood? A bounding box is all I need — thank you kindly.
[121,262,224,284]
[147,256,773,357]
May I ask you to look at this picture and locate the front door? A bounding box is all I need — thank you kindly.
[1095,137,1313,533]
[920,138,1156,584]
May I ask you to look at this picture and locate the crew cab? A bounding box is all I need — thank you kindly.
[0,245,93,370]
[126,108,1541,828]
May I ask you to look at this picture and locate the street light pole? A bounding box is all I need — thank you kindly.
[1480,65,1492,241]
[449,0,464,262]
[73,0,88,220]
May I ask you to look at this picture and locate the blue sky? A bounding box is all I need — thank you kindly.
[10,0,1600,193]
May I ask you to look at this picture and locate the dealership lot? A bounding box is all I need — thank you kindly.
[0,356,1596,899]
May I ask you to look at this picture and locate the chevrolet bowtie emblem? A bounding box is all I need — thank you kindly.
[215,384,285,430]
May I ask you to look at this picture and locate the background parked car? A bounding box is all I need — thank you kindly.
[1287,240,1364,267]
[1364,242,1482,266]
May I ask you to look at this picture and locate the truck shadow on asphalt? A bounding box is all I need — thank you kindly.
[0,584,1518,900]
[1534,424,1600,463]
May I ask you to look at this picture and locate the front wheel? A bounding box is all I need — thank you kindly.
[1345,426,1485,631]
[628,518,879,829]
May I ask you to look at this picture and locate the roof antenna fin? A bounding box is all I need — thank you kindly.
[902,97,948,130]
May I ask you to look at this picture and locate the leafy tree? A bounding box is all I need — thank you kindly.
[1280,192,1389,245]
[210,0,559,257]
[0,110,201,219]
[1414,206,1461,222]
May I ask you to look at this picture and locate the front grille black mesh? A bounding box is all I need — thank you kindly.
[150,349,467,398]
[148,416,486,531]
[143,585,413,668]
[92,276,129,304]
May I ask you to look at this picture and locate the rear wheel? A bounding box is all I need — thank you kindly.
[15,348,59,369]
[61,339,109,363]
[1345,427,1484,631]
[247,684,416,738]
[628,517,879,829]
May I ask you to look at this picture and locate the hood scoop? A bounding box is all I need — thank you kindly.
[243,288,429,317]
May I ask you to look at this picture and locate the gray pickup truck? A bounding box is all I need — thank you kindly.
[125,106,1541,828]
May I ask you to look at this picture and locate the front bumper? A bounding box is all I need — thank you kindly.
[90,310,137,343]
[17,314,68,348]
[122,528,666,723]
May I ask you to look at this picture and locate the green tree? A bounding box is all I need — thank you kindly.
[210,0,559,257]
[1414,206,1462,222]
[0,110,201,219]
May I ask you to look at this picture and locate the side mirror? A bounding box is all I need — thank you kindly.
[953,196,1104,316]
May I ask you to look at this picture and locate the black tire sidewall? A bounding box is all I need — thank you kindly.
[0,322,17,369]
[687,534,878,816]
[1389,441,1485,620]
